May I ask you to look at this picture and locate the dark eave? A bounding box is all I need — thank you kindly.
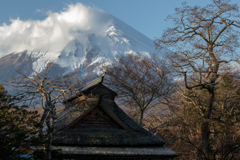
[32,146,178,157]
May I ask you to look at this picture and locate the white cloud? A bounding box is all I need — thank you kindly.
[0,3,113,58]
[35,9,42,13]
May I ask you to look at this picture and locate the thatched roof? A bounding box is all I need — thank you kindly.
[53,97,165,146]
[54,97,98,131]
[63,73,117,104]
[40,74,177,158]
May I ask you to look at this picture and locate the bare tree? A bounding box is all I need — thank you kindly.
[5,63,81,159]
[104,54,173,125]
[155,0,240,159]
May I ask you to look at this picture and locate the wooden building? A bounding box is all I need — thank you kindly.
[33,74,177,160]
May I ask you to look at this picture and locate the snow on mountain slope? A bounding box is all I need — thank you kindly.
[27,16,157,76]
[0,3,168,79]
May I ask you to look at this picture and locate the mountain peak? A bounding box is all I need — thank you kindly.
[0,3,167,80]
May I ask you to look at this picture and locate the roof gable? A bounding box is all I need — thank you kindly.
[64,105,125,131]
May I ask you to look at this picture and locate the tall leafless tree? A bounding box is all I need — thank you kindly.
[5,63,81,159]
[104,54,173,125]
[155,0,240,159]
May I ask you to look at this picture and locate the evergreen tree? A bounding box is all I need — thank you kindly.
[0,85,40,159]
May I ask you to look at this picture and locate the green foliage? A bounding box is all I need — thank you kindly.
[0,85,40,159]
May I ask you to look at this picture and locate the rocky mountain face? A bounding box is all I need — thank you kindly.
[0,50,32,80]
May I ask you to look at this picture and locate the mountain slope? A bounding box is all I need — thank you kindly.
[0,4,168,80]
[0,50,32,79]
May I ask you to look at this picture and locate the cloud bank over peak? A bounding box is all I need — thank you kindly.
[0,3,113,58]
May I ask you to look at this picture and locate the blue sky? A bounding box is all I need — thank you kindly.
[1,0,239,40]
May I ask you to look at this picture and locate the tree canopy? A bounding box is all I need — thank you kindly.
[155,0,240,159]
[104,54,173,125]
[0,85,40,159]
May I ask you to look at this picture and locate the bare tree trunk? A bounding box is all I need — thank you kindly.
[45,106,55,159]
[202,119,211,160]
[200,45,218,160]
[138,110,144,125]
[39,109,49,138]
[201,90,215,160]
[46,110,52,160]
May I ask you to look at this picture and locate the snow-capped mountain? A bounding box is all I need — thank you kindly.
[0,3,167,80]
